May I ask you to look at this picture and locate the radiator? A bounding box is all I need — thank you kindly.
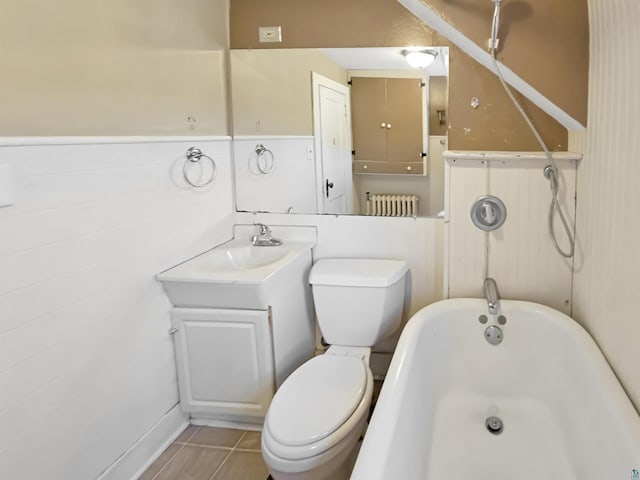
[365,193,419,217]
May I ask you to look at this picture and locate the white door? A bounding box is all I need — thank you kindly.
[170,307,274,422]
[312,73,353,214]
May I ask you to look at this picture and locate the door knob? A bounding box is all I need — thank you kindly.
[325,179,334,198]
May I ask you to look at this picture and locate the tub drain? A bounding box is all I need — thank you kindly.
[486,416,503,435]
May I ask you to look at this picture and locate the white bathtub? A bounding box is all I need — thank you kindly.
[351,299,640,480]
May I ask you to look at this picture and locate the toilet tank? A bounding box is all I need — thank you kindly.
[309,259,409,347]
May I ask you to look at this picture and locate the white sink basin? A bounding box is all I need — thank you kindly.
[208,244,288,271]
[157,238,315,309]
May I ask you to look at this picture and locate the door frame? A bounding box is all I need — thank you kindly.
[311,72,353,214]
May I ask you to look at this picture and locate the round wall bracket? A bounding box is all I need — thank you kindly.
[470,195,507,231]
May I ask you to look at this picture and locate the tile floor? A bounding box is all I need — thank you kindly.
[140,380,383,480]
[139,425,269,480]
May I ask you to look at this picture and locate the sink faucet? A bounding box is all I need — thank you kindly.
[251,223,283,246]
[484,277,499,314]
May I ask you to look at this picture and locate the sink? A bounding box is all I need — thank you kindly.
[208,244,288,271]
[157,236,315,309]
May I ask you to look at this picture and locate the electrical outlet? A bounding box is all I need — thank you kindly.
[259,26,282,43]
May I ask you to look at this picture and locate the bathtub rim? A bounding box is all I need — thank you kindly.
[351,298,640,479]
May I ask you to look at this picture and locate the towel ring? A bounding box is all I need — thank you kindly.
[254,144,275,174]
[183,146,216,187]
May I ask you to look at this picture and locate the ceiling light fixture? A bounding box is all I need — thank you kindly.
[402,49,438,69]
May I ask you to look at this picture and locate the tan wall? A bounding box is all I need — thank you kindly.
[572,1,640,413]
[231,0,437,48]
[447,46,568,151]
[0,0,229,136]
[425,0,589,127]
[230,50,348,136]
[229,0,576,151]
[428,77,448,136]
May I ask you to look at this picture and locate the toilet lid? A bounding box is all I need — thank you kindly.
[267,355,367,447]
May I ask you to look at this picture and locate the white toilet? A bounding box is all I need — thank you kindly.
[261,258,409,480]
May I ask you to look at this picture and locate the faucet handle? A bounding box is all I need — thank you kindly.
[255,223,270,235]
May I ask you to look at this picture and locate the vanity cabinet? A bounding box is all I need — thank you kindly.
[157,227,317,425]
[170,307,274,422]
[351,77,425,175]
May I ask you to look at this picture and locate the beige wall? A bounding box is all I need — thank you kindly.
[230,49,347,136]
[428,77,448,136]
[423,0,589,127]
[447,45,568,151]
[229,0,574,151]
[572,1,640,413]
[0,0,229,136]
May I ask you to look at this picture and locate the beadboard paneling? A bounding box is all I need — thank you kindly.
[0,139,234,479]
[445,158,488,298]
[445,152,578,315]
[487,159,576,313]
[573,0,640,412]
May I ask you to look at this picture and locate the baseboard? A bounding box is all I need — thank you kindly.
[190,417,263,432]
[97,404,189,480]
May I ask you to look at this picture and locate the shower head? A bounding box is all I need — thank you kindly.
[488,0,502,55]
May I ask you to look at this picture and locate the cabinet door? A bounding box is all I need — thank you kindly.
[351,77,387,162]
[171,308,274,422]
[386,78,424,164]
[351,77,425,175]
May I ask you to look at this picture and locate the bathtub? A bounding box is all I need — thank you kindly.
[351,299,640,480]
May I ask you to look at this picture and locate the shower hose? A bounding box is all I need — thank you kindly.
[490,54,576,259]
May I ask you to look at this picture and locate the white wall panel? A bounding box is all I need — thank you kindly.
[0,138,234,479]
[237,211,444,312]
[445,158,488,298]
[487,159,576,313]
[236,211,445,355]
[445,152,578,315]
[573,0,640,412]
[233,136,318,214]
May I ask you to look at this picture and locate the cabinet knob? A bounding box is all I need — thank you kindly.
[380,123,386,128]
[386,123,392,129]
[168,327,178,335]
[406,166,412,172]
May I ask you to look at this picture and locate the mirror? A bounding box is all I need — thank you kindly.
[230,47,449,217]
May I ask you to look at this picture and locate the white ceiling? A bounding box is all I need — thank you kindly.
[319,46,449,76]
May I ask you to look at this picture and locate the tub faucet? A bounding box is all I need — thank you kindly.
[484,277,499,314]
[251,223,283,246]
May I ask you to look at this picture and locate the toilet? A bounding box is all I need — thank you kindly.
[261,258,409,480]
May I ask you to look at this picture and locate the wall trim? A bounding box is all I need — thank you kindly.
[232,135,314,141]
[396,0,586,131]
[97,404,188,480]
[0,136,232,147]
[443,150,582,164]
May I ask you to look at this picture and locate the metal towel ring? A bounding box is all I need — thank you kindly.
[183,146,216,187]
[254,144,274,174]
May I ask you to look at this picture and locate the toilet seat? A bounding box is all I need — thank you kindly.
[263,353,372,462]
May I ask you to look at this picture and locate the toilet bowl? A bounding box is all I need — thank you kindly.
[262,346,373,480]
[262,258,408,480]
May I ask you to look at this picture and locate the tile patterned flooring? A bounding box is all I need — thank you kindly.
[140,380,383,479]
[139,425,269,480]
